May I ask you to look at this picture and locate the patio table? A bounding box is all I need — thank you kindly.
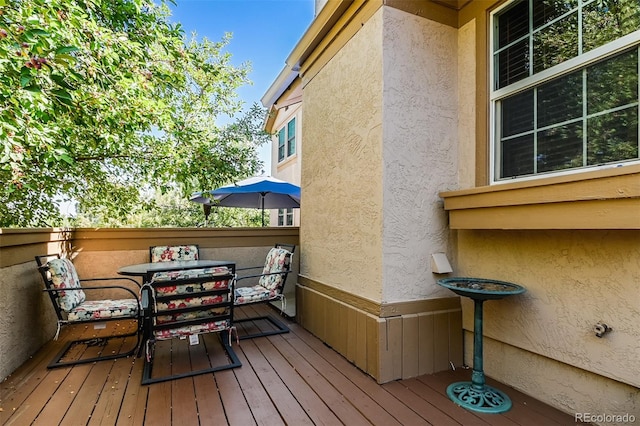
[118,259,235,282]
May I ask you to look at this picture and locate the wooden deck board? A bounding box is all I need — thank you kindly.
[283,322,433,426]
[239,337,312,425]
[113,358,147,426]
[251,335,342,425]
[230,346,285,426]
[0,305,578,426]
[272,331,397,426]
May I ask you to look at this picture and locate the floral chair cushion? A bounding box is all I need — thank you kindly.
[156,306,227,324]
[47,258,86,312]
[67,299,139,322]
[153,319,230,340]
[258,248,291,292]
[152,266,230,284]
[155,294,227,324]
[234,285,278,305]
[156,294,226,310]
[150,245,199,262]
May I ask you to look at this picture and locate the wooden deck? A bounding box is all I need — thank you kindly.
[1,305,578,426]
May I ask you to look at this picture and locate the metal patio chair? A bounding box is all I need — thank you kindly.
[35,254,141,369]
[140,265,241,384]
[233,243,295,339]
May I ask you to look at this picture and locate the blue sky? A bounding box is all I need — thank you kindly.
[168,0,315,173]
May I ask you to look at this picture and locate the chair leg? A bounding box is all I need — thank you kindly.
[141,331,242,385]
[234,314,290,340]
[47,329,141,369]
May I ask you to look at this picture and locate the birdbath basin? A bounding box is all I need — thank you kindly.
[438,277,526,301]
[437,277,526,414]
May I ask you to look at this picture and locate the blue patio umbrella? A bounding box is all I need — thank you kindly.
[190,176,301,226]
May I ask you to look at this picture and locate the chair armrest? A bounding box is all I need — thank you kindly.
[81,276,141,288]
[235,265,263,272]
[43,285,140,304]
[236,271,290,282]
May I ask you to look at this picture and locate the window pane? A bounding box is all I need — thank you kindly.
[502,89,534,137]
[501,134,534,178]
[538,71,583,128]
[497,39,530,89]
[583,0,640,53]
[287,119,295,137]
[278,128,285,162]
[537,122,583,172]
[493,0,640,182]
[587,107,639,165]
[533,0,578,30]
[587,49,638,115]
[496,0,529,49]
[287,118,296,157]
[533,13,578,73]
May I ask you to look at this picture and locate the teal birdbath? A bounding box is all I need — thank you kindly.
[437,277,526,414]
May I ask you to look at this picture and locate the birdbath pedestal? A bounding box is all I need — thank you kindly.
[437,277,526,414]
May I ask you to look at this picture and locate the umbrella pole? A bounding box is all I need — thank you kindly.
[261,194,265,226]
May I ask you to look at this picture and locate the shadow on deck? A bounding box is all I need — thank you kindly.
[1,304,578,425]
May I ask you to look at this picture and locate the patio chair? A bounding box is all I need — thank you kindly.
[140,265,241,385]
[149,244,199,262]
[233,244,295,339]
[35,254,141,369]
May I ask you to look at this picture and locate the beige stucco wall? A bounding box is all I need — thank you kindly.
[382,7,458,303]
[301,8,384,302]
[0,262,57,379]
[457,230,640,390]
[476,334,639,418]
[457,19,476,190]
[302,6,464,303]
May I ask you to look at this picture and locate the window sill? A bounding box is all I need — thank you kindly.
[277,153,297,169]
[439,165,640,229]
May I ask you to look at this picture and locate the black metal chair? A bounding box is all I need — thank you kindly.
[149,244,199,262]
[233,244,295,339]
[140,265,241,385]
[35,254,141,369]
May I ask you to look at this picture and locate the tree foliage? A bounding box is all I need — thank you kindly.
[73,187,262,227]
[0,0,269,227]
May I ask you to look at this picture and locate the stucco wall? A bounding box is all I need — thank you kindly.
[457,19,476,190]
[382,8,458,303]
[301,8,384,302]
[457,230,640,390]
[0,262,57,379]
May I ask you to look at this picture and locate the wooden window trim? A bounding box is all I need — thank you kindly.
[439,164,640,229]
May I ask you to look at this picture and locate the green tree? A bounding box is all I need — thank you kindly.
[0,0,269,227]
[72,187,262,227]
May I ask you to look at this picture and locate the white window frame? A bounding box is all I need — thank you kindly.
[489,1,640,184]
[277,117,296,163]
[277,208,294,226]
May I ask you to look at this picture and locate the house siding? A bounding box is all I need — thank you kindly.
[301,6,384,302]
